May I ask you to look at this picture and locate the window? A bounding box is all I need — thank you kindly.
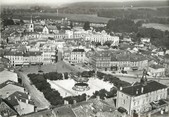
[123,100,125,104]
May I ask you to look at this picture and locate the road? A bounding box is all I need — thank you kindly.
[101,71,169,87]
[17,71,50,110]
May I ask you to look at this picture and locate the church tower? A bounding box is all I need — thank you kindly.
[140,69,148,86]
[28,16,34,32]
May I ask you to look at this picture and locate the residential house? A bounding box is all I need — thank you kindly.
[0,70,18,84]
[5,91,35,115]
[0,80,25,99]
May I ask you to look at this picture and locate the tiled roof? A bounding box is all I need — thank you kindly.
[111,51,147,62]
[0,98,18,117]
[5,51,42,56]
[53,105,76,117]
[149,64,164,69]
[72,49,85,52]
[0,80,23,89]
[120,81,167,96]
[5,91,34,106]
[95,51,111,58]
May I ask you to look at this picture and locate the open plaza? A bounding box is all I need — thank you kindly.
[48,78,113,98]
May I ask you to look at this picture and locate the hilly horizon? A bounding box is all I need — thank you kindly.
[1,0,169,9]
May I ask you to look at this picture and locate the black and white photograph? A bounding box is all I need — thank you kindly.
[0,0,169,117]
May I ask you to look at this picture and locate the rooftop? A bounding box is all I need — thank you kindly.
[5,91,34,106]
[0,98,18,117]
[149,64,164,69]
[95,51,111,58]
[72,48,85,52]
[120,81,167,96]
[0,80,23,89]
[53,105,76,117]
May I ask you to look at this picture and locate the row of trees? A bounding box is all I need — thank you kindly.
[28,73,64,106]
[97,72,131,88]
[97,8,169,19]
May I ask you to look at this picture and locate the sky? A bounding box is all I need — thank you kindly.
[1,0,167,5]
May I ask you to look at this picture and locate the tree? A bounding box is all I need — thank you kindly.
[70,21,73,29]
[3,18,14,26]
[83,21,90,31]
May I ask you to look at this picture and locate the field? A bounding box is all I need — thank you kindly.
[142,23,169,31]
[48,78,114,98]
[12,12,111,23]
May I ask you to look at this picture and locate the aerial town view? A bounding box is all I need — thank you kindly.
[0,0,169,117]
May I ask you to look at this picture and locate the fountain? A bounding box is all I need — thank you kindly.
[72,76,90,92]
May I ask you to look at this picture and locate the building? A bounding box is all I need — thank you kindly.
[69,48,86,64]
[5,91,35,115]
[26,18,34,32]
[111,51,148,71]
[0,70,18,84]
[92,51,111,71]
[116,72,168,117]
[164,54,169,76]
[4,51,43,66]
[85,31,119,45]
[42,25,49,34]
[0,98,18,117]
[0,80,25,99]
[148,64,165,77]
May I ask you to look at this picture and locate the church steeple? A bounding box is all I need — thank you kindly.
[30,15,33,24]
[28,15,34,32]
[140,69,148,86]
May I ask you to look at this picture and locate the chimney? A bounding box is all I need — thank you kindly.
[64,100,68,105]
[104,97,107,100]
[73,100,77,104]
[136,89,139,95]
[96,95,100,100]
[86,95,90,101]
[8,97,11,100]
[6,92,9,98]
[141,87,144,93]
[120,87,123,91]
[28,95,31,100]
[26,99,29,104]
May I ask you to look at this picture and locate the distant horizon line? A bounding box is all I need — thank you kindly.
[1,0,169,6]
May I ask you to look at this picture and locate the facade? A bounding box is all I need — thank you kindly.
[70,48,86,64]
[5,91,35,115]
[85,32,119,45]
[148,64,165,77]
[116,75,168,117]
[0,80,25,99]
[111,51,148,71]
[4,51,43,66]
[164,54,169,76]
[92,51,111,71]
[42,25,49,34]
